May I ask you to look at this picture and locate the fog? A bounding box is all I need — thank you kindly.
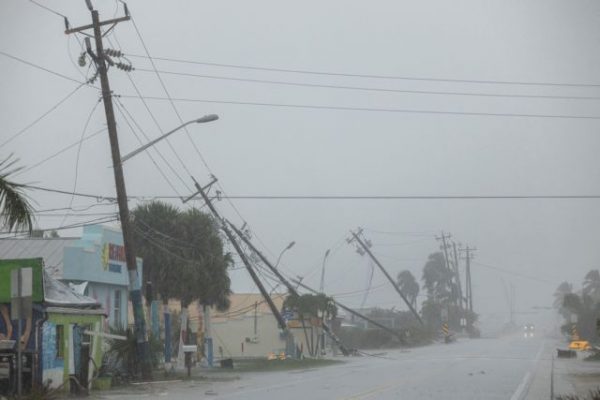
[3,0,600,333]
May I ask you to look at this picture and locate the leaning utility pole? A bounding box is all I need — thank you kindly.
[349,228,423,325]
[226,221,351,355]
[66,3,152,378]
[183,177,288,331]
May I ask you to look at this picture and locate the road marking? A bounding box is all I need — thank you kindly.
[510,371,532,400]
[337,382,398,400]
[509,342,545,400]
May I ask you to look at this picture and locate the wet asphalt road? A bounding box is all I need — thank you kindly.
[95,335,550,400]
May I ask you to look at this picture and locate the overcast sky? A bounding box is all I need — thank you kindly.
[3,0,600,330]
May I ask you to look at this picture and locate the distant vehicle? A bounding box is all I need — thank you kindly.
[524,324,535,338]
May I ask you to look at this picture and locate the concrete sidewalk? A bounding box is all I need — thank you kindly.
[526,340,600,399]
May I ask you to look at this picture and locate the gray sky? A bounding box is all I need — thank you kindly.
[3,0,600,328]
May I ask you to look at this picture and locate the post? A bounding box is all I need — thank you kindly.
[17,272,22,399]
[227,221,352,355]
[89,9,151,379]
[452,242,464,310]
[187,179,288,331]
[203,304,213,367]
[350,230,423,325]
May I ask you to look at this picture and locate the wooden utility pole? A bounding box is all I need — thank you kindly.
[66,5,152,378]
[349,229,423,325]
[227,221,351,355]
[460,246,476,314]
[184,178,288,331]
[452,241,464,310]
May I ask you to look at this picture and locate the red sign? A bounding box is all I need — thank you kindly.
[108,243,126,262]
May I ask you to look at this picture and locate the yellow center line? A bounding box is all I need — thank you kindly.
[337,381,399,400]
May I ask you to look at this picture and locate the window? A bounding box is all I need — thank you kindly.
[113,290,121,328]
[55,325,64,359]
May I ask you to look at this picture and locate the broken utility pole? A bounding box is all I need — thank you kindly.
[349,228,424,325]
[66,2,152,379]
[226,221,351,356]
[183,177,288,331]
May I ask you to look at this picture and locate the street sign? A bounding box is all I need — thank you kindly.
[441,308,448,322]
[460,318,467,327]
[10,268,32,319]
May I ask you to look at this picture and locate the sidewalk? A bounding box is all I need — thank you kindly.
[526,340,600,399]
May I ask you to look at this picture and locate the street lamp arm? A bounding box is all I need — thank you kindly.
[121,114,218,163]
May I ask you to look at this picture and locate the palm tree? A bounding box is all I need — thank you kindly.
[553,281,572,309]
[397,270,419,308]
[421,252,453,303]
[0,156,33,233]
[583,270,600,300]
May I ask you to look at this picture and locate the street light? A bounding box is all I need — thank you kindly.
[319,249,331,293]
[274,241,295,269]
[121,114,219,163]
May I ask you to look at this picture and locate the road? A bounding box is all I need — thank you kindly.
[95,335,554,400]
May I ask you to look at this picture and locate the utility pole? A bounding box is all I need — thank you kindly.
[435,232,454,290]
[459,245,476,314]
[226,221,351,355]
[66,4,152,379]
[451,241,464,311]
[349,228,423,325]
[183,177,288,331]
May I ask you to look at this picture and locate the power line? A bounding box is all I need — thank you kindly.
[126,53,600,89]
[135,67,600,101]
[106,33,193,193]
[113,99,184,196]
[128,17,196,178]
[128,11,249,230]
[0,50,88,85]
[472,261,555,285]
[14,127,106,178]
[21,185,600,201]
[28,0,68,19]
[119,95,600,120]
[57,99,102,229]
[1,83,86,148]
[0,215,118,238]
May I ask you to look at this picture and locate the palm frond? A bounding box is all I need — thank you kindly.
[0,155,34,233]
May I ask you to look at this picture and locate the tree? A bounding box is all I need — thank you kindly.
[0,156,33,233]
[178,208,232,310]
[421,252,454,303]
[131,201,232,364]
[131,201,182,304]
[553,281,573,320]
[397,270,419,308]
[283,293,337,357]
[583,270,600,300]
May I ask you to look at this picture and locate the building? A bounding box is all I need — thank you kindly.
[211,293,287,359]
[0,224,143,330]
[0,258,105,393]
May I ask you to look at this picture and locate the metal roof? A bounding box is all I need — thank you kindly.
[43,270,100,308]
[0,238,77,279]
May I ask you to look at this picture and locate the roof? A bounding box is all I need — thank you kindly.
[0,238,77,279]
[43,270,101,309]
